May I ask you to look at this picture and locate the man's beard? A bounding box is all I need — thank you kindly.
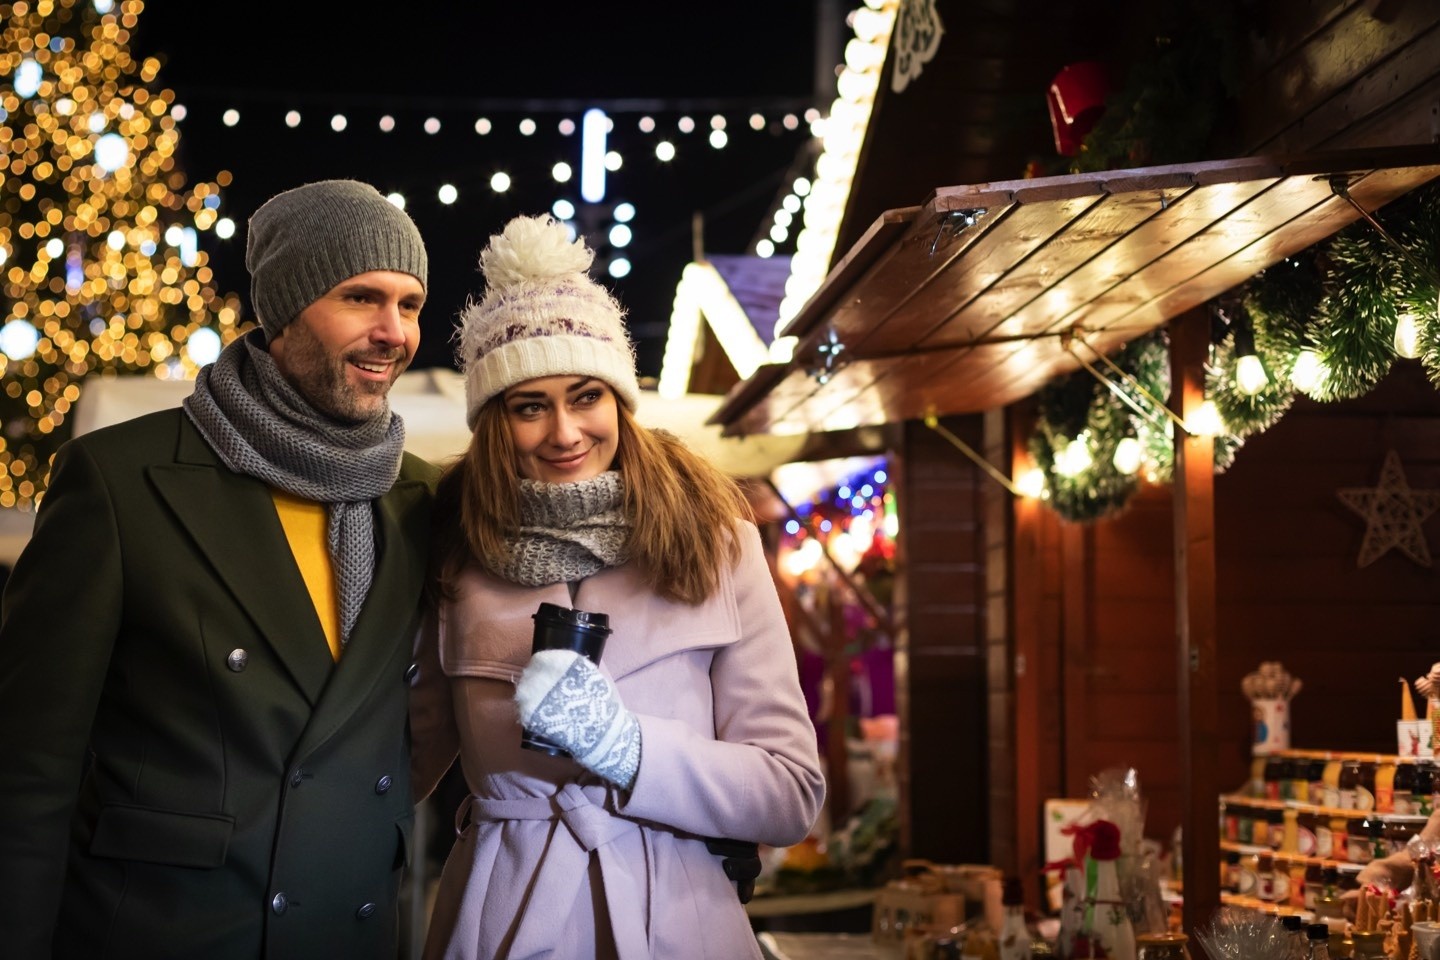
[280,323,405,424]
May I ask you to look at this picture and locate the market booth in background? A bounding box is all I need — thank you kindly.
[709,0,1440,954]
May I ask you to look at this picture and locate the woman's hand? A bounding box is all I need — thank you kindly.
[515,650,641,789]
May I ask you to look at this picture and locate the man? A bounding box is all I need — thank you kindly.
[0,180,437,959]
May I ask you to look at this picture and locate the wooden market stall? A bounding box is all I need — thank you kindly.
[711,0,1440,938]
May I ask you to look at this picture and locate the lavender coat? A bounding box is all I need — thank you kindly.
[411,521,825,960]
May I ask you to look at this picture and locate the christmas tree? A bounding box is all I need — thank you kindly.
[0,0,240,509]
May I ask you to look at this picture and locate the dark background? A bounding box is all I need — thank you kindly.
[129,1,844,374]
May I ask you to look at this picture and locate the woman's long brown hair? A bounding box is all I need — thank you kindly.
[432,395,751,606]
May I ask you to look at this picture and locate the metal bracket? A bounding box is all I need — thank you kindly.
[928,207,987,257]
[808,327,845,386]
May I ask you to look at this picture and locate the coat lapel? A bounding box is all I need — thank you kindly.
[294,473,431,758]
[148,418,335,705]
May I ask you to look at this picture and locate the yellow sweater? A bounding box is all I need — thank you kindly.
[271,490,342,661]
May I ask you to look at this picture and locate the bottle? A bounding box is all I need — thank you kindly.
[1306,923,1332,960]
[1321,755,1344,807]
[1368,817,1387,861]
[1272,856,1292,904]
[1329,816,1349,862]
[1308,756,1329,805]
[1315,813,1334,859]
[1290,754,1312,802]
[1303,861,1323,909]
[1415,761,1435,816]
[1236,852,1259,898]
[1250,755,1268,797]
[1393,760,1416,814]
[1222,804,1240,842]
[1354,758,1377,811]
[998,877,1032,960]
[1374,760,1396,812]
[1087,854,1136,960]
[1289,859,1307,909]
[1268,808,1285,850]
[1282,808,1300,853]
[1282,915,1306,950]
[1347,817,1374,864]
[1338,758,1361,809]
[1248,807,1265,846]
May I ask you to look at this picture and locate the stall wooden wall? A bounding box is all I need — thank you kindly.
[895,416,990,864]
[1012,364,1440,855]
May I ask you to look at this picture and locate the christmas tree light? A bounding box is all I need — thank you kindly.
[0,0,241,509]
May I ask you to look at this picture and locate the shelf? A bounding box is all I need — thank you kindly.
[1220,793,1430,824]
[1219,892,1315,918]
[1220,841,1365,873]
[1258,749,1429,764]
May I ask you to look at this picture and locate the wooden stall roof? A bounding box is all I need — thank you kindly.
[713,145,1440,437]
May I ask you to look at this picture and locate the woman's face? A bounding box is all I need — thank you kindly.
[503,375,620,483]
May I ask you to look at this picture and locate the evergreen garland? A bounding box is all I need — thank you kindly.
[1028,182,1440,523]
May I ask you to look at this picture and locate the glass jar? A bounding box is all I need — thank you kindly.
[1136,933,1192,960]
[1394,760,1417,814]
[1338,758,1362,809]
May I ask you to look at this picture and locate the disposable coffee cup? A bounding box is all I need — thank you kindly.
[520,602,612,757]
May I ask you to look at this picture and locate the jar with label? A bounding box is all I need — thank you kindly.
[1250,755,1267,797]
[1415,762,1436,817]
[1393,760,1416,814]
[1330,817,1350,862]
[1222,850,1240,893]
[1256,852,1276,901]
[1338,759,1362,809]
[1322,756,1344,807]
[1315,814,1334,859]
[1375,760,1397,812]
[1288,859,1307,909]
[1265,756,1286,801]
[1236,806,1254,844]
[1355,758,1377,811]
[1237,853,1259,897]
[1289,756,1311,802]
[1223,804,1239,842]
[1267,808,1285,850]
[1296,811,1318,857]
[1347,817,1375,864]
[1282,808,1300,854]
[1303,862,1324,909]
[1135,933,1191,960]
[1308,755,1329,805]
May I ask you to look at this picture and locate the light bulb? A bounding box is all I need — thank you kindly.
[1395,311,1422,359]
[1290,349,1325,393]
[1054,437,1092,477]
[1186,400,1226,438]
[1235,353,1269,395]
[1113,437,1143,475]
[1015,468,1047,499]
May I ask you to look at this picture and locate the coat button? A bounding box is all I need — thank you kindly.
[404,661,419,684]
[227,649,248,672]
[271,892,288,915]
[289,770,304,788]
[356,902,376,920]
[374,775,392,795]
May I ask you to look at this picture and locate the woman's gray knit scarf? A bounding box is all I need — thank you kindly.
[182,330,406,645]
[499,471,631,587]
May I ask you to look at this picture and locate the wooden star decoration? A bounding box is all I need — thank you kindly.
[1337,450,1440,568]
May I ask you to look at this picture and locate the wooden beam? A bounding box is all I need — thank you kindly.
[1008,407,1045,906]
[1060,521,1092,798]
[1170,307,1220,934]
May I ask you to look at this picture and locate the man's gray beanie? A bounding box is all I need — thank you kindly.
[245,180,428,341]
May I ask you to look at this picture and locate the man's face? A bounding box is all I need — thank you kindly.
[269,270,424,423]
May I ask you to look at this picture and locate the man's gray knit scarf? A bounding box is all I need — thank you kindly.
[182,330,406,645]
[499,471,631,587]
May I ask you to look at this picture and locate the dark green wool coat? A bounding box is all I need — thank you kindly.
[0,408,438,959]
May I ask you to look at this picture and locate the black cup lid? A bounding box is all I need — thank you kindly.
[533,602,610,631]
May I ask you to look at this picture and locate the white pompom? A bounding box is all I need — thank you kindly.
[480,215,593,292]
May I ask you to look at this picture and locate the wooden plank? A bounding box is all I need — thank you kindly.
[1239,0,1440,153]
[917,181,1197,350]
[1061,521,1092,797]
[1171,308,1220,935]
[1293,22,1440,153]
[855,192,1107,356]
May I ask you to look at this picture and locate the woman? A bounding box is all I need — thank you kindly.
[411,214,825,959]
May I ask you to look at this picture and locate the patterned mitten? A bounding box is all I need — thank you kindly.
[515,649,641,789]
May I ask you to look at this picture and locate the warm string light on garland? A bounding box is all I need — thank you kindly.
[1028,181,1440,523]
[0,0,242,509]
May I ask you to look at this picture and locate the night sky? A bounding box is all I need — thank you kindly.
[127,1,841,375]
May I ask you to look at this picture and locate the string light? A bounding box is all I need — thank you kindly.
[1289,348,1326,393]
[1186,400,1226,437]
[1394,311,1422,359]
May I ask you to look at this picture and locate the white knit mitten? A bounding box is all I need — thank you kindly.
[515,650,641,789]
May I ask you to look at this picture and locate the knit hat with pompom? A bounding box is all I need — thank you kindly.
[457,215,640,427]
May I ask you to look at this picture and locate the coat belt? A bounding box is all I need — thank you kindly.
[456,784,653,960]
